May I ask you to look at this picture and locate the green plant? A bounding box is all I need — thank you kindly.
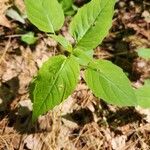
[58,0,75,15]
[25,0,138,122]
[135,48,150,108]
[137,48,150,60]
[21,32,37,45]
[135,80,150,108]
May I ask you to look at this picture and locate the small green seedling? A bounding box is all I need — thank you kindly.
[21,32,37,45]
[25,0,138,122]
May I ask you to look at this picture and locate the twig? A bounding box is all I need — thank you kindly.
[5,34,22,38]
[0,38,11,64]
[0,136,10,150]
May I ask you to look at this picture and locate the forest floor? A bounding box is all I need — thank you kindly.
[0,0,150,149]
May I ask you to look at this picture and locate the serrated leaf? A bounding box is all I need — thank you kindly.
[135,82,150,108]
[29,77,37,103]
[50,35,72,52]
[31,55,79,121]
[137,48,150,60]
[25,0,64,33]
[73,48,93,66]
[69,0,115,51]
[85,60,137,106]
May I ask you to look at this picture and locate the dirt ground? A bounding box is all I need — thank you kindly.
[0,0,150,149]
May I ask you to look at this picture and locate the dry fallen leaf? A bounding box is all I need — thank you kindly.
[111,135,127,150]
[14,0,26,14]
[142,11,150,23]
[0,15,11,28]
[136,106,150,123]
[0,0,11,28]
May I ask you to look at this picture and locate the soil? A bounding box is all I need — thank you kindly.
[0,0,150,150]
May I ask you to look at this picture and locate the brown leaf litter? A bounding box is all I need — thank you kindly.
[0,0,150,150]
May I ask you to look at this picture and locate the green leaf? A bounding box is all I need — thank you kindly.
[73,48,93,66]
[31,55,79,121]
[25,0,65,33]
[144,79,150,85]
[69,0,115,51]
[137,48,150,60]
[29,78,36,103]
[135,81,150,108]
[50,35,72,52]
[58,0,73,14]
[85,60,137,106]
[21,32,37,45]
